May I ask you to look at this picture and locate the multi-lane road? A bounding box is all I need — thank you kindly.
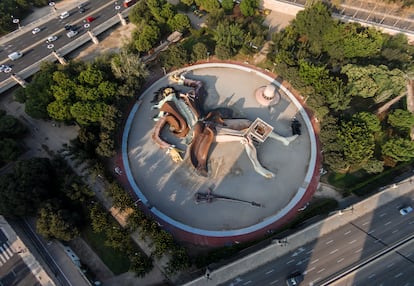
[0,0,125,82]
[220,190,414,286]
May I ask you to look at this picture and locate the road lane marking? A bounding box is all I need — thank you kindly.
[379,212,387,217]
[337,258,344,263]
[384,221,392,226]
[311,258,319,264]
[270,280,279,284]
[387,262,394,268]
[368,230,375,234]
[287,259,295,264]
[395,272,403,278]
[362,221,369,226]
[330,249,338,255]
[306,250,313,255]
[304,267,315,274]
[355,248,362,253]
[243,281,252,285]
[326,239,334,245]
[317,268,325,273]
[368,273,376,279]
[265,269,274,275]
[349,239,357,244]
[344,230,352,235]
[392,229,398,234]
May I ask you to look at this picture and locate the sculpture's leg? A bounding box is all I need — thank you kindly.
[268,132,298,146]
[215,134,275,179]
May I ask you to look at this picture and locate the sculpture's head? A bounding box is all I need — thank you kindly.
[151,86,177,104]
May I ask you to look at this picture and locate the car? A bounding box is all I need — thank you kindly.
[32,27,41,34]
[59,11,70,19]
[64,24,72,30]
[79,7,85,13]
[46,35,58,42]
[286,271,303,286]
[0,65,7,72]
[86,16,95,23]
[66,30,78,38]
[8,51,23,61]
[399,206,413,216]
[3,66,12,73]
[78,2,87,9]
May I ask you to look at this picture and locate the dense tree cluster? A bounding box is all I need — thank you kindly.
[268,2,414,173]
[0,110,26,165]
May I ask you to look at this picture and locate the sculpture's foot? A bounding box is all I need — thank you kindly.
[283,134,299,146]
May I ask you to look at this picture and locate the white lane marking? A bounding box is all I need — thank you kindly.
[286,259,295,264]
[392,229,399,234]
[326,239,334,245]
[384,221,392,226]
[368,230,375,234]
[362,221,369,226]
[266,269,274,275]
[311,258,319,264]
[387,262,395,268]
[330,249,339,255]
[337,258,344,263]
[349,239,357,244]
[395,273,403,278]
[306,250,313,255]
[355,248,363,253]
[344,230,352,235]
[304,267,315,274]
[243,281,252,285]
[368,273,376,279]
[379,212,387,217]
[270,280,279,285]
[317,268,325,274]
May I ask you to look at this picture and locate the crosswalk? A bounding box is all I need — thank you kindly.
[0,242,15,266]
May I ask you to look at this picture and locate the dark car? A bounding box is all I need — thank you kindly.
[286,271,303,286]
[79,7,85,13]
[64,24,72,30]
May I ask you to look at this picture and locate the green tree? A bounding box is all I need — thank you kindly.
[134,25,160,52]
[0,158,54,217]
[111,49,149,84]
[160,44,189,69]
[342,64,405,103]
[353,112,381,133]
[47,100,73,122]
[106,183,134,211]
[239,0,258,16]
[0,114,26,138]
[191,42,209,62]
[70,102,107,125]
[221,0,234,13]
[0,138,20,162]
[167,13,191,32]
[89,203,109,233]
[195,0,220,12]
[387,109,414,131]
[382,138,414,162]
[214,21,245,56]
[129,252,153,277]
[36,202,79,241]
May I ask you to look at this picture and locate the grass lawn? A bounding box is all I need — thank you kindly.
[82,226,130,275]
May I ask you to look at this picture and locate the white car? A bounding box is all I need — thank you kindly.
[32,27,41,34]
[66,30,78,38]
[46,35,58,42]
[0,65,12,73]
[400,206,413,216]
[59,11,70,19]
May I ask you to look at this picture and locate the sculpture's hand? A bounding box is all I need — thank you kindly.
[167,146,184,163]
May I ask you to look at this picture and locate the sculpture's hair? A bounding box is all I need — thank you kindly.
[151,86,177,103]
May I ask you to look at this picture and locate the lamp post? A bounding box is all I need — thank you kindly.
[11,16,20,30]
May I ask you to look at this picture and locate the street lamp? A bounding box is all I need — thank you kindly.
[11,16,20,30]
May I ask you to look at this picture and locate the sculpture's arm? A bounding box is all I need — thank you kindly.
[152,116,183,162]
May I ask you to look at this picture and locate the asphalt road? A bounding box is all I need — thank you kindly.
[0,0,121,81]
[219,189,414,286]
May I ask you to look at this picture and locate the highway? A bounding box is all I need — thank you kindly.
[0,0,124,82]
[219,189,414,286]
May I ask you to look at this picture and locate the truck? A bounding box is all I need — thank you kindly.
[123,0,137,8]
